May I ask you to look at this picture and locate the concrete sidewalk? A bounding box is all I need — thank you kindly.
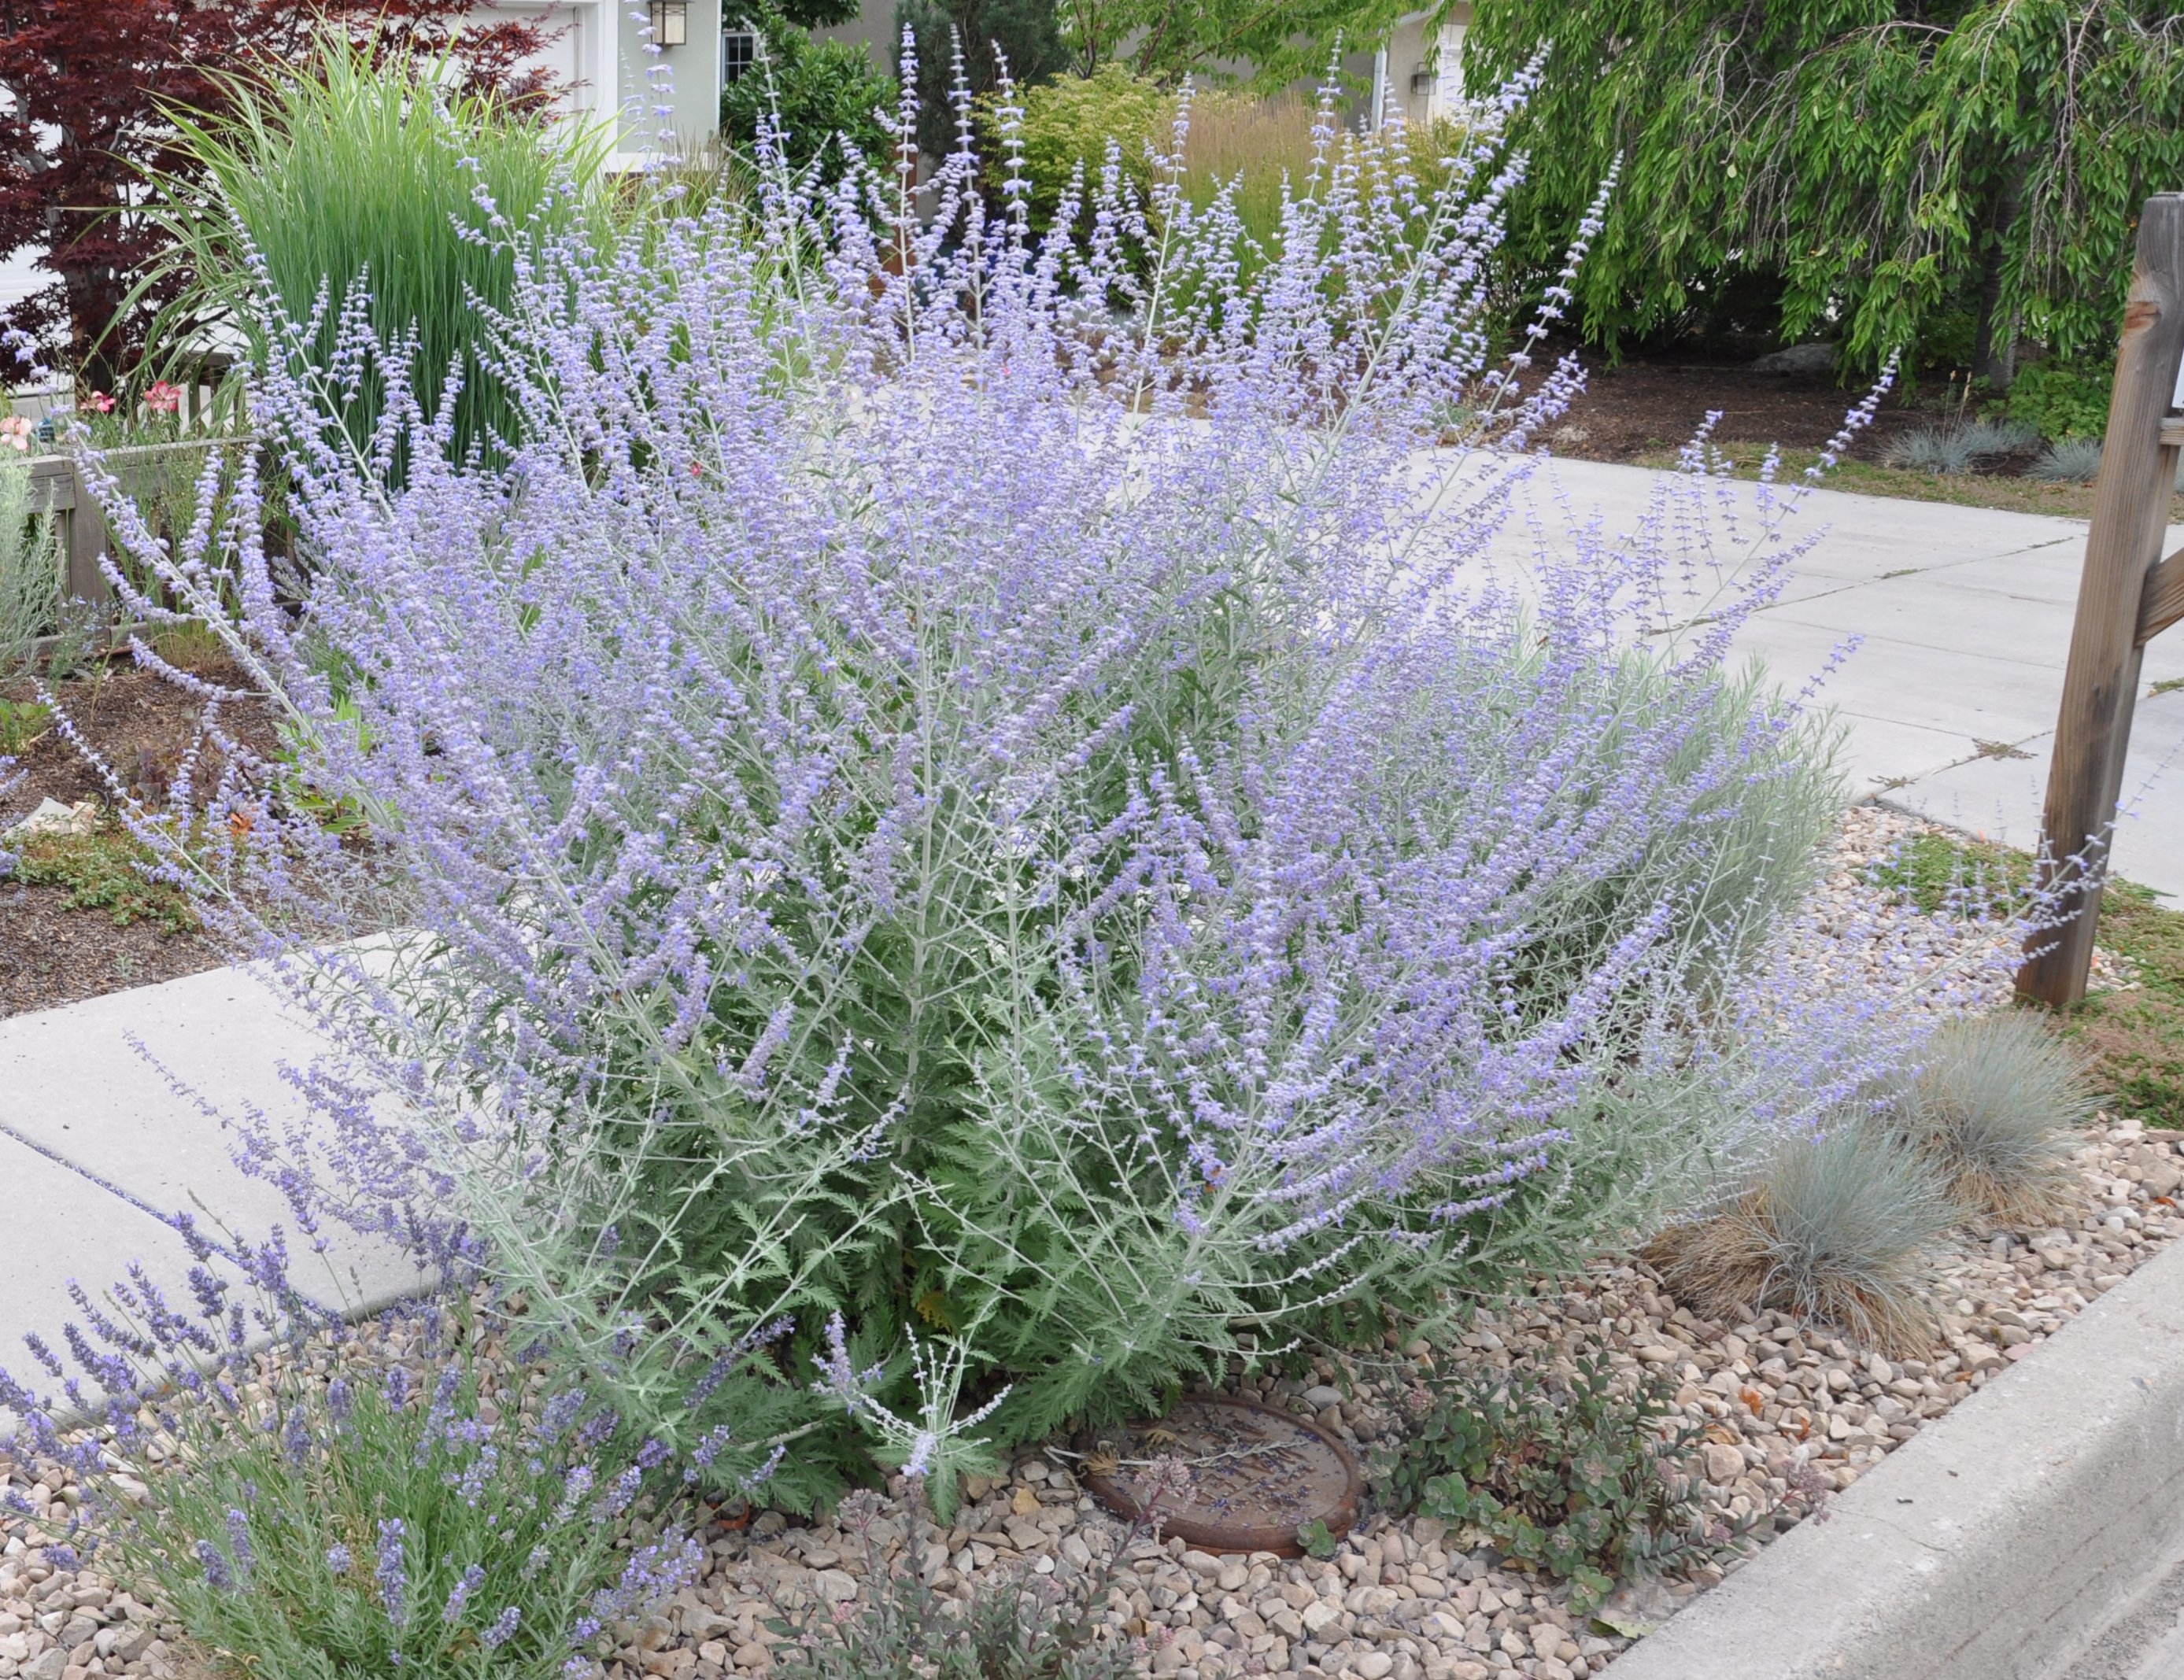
[1482,457,2184,898]
[0,964,417,1407]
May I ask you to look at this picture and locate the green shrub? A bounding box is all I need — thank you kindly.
[1374,1352,1721,1612]
[0,448,62,676]
[896,0,1071,161]
[986,78,1483,263]
[2005,361,2112,442]
[981,66,1170,230]
[1644,1118,1958,1352]
[1892,1012,2101,1223]
[721,28,898,185]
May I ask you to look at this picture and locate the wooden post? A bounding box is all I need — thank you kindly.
[2018,195,2184,1007]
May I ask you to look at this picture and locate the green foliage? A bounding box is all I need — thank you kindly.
[983,65,1170,229]
[1469,2,2184,372]
[13,825,199,934]
[1375,1353,1719,1613]
[776,0,866,25]
[2004,360,2114,441]
[1891,1011,2101,1222]
[1048,0,1410,88]
[1295,1518,1340,1560]
[988,76,1477,291]
[0,696,50,754]
[1866,830,2031,917]
[0,448,62,677]
[139,38,604,471]
[69,1341,696,1680]
[720,24,899,184]
[2068,878,2184,1123]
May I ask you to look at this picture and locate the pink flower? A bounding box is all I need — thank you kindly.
[85,390,116,413]
[0,415,28,452]
[144,380,183,415]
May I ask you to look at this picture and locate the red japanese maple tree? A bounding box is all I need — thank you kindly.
[0,1,560,397]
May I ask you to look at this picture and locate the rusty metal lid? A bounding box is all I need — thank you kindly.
[1077,1393,1362,1557]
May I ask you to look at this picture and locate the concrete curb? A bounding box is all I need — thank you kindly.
[1606,1232,2184,1680]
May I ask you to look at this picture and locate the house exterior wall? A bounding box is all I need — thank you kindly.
[1379,5,1469,129]
[466,0,1468,156]
[465,0,724,163]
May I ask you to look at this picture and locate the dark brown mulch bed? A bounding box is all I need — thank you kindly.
[1543,352,1937,464]
[2,655,278,1020]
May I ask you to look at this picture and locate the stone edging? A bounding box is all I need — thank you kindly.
[1603,1230,2184,1680]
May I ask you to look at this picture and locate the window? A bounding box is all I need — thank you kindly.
[722,28,757,87]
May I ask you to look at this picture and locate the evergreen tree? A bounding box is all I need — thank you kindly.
[894,0,1073,159]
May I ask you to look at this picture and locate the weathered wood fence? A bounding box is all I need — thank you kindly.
[24,438,240,610]
[2019,194,2184,1007]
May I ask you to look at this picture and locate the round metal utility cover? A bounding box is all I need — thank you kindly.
[1078,1394,1362,1557]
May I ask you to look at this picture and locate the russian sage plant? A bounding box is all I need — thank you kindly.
[93,59,1909,1491]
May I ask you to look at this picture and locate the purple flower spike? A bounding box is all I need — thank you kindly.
[375,1518,408,1627]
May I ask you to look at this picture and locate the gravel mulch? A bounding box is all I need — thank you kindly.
[0,803,2162,1680]
[634,1112,2180,1680]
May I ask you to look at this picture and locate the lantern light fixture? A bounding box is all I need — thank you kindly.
[649,0,689,46]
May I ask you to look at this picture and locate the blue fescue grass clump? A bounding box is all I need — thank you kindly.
[1644,1117,1960,1352]
[76,50,2010,1501]
[1893,1010,2102,1224]
[1883,418,2036,475]
[139,35,607,471]
[0,1227,769,1680]
[2030,436,2105,485]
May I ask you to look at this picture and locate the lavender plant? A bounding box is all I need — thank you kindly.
[86,56,1921,1493]
[0,448,62,676]
[0,1229,758,1680]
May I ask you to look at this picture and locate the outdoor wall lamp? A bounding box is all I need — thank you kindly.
[649,0,689,46]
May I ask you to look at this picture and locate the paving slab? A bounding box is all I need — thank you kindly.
[1475,456,2184,897]
[0,1135,210,1378]
[0,966,331,1235]
[0,965,418,1403]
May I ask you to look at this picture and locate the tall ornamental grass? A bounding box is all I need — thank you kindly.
[98,61,1921,1506]
[139,37,607,470]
